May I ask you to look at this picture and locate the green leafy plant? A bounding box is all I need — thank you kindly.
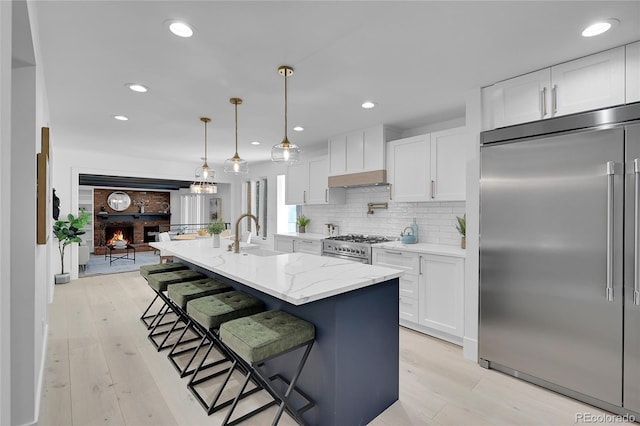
[296,215,310,227]
[53,209,91,274]
[455,215,466,237]
[207,220,226,235]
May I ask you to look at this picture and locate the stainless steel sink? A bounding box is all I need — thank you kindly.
[240,248,282,257]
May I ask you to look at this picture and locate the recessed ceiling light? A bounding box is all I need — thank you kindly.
[127,83,148,93]
[293,126,304,132]
[251,141,260,145]
[113,115,129,121]
[169,21,194,38]
[582,19,619,37]
[362,101,376,109]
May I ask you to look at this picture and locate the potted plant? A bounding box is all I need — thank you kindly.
[297,215,310,233]
[207,220,226,248]
[455,214,466,249]
[53,209,91,284]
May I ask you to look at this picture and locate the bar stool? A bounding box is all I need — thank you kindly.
[139,262,189,329]
[165,278,233,377]
[146,269,205,350]
[186,291,265,415]
[219,310,315,425]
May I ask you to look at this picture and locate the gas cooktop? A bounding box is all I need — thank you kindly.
[324,234,393,244]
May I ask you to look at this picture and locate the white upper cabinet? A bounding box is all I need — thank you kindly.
[627,41,640,104]
[430,127,467,201]
[483,46,626,130]
[387,135,431,202]
[483,68,551,129]
[328,125,400,176]
[551,46,625,116]
[286,156,345,206]
[387,127,467,202]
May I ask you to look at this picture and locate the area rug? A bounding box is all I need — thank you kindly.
[79,251,160,277]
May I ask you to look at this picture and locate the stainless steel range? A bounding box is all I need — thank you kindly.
[322,234,393,264]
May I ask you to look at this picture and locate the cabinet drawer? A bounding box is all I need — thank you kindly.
[274,237,294,253]
[293,239,322,255]
[372,248,420,273]
[400,274,419,299]
[399,296,419,322]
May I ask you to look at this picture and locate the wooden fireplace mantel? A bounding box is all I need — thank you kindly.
[96,212,171,222]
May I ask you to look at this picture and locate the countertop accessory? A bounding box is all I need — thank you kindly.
[455,214,466,249]
[190,117,217,194]
[401,226,417,244]
[224,97,249,174]
[271,65,300,163]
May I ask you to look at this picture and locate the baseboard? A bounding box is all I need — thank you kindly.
[32,323,49,426]
[463,336,477,361]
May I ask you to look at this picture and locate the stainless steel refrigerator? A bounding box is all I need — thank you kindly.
[480,103,640,416]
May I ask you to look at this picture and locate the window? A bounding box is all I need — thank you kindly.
[180,194,207,232]
[277,174,298,233]
[242,177,267,239]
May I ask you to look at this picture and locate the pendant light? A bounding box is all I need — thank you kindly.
[271,65,300,163]
[190,117,217,194]
[224,98,249,174]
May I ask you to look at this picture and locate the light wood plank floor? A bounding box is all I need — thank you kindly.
[38,271,618,425]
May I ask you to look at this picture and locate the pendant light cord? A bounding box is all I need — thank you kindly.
[203,119,208,163]
[284,70,288,143]
[235,101,239,156]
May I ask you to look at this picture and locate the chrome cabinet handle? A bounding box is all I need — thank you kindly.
[389,184,393,200]
[635,159,640,305]
[552,85,557,115]
[431,180,435,199]
[541,87,547,118]
[325,188,328,203]
[303,190,306,204]
[384,250,402,255]
[606,161,615,302]
[419,256,423,275]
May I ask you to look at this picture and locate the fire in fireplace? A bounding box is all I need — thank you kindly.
[105,224,134,246]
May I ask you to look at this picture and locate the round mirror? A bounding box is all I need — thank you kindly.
[107,191,131,211]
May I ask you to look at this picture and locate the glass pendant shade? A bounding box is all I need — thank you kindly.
[271,65,300,164]
[191,117,217,194]
[224,97,249,175]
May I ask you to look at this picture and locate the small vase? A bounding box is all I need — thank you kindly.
[299,225,306,233]
[213,234,220,248]
[461,236,466,249]
[140,205,145,213]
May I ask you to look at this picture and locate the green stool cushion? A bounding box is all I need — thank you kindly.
[186,291,264,330]
[140,262,188,278]
[146,270,204,292]
[168,278,232,309]
[220,310,315,364]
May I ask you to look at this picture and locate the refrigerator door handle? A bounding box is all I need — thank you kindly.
[635,159,640,305]
[606,161,615,302]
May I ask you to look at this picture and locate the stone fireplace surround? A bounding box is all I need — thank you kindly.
[93,189,170,255]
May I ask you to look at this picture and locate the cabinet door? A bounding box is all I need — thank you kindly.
[552,46,625,117]
[430,127,467,201]
[486,68,551,129]
[274,237,294,253]
[285,162,309,205]
[627,41,640,104]
[387,135,430,202]
[345,131,364,173]
[399,296,419,323]
[293,239,321,255]
[328,135,346,175]
[420,255,464,338]
[307,157,329,204]
[363,125,385,171]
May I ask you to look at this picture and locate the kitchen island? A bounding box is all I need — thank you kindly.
[150,238,403,425]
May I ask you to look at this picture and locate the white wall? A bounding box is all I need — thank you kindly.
[0,1,52,424]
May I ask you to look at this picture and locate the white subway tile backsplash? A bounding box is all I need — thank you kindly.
[300,186,465,246]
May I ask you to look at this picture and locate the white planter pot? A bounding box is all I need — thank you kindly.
[213,234,220,248]
[55,273,70,284]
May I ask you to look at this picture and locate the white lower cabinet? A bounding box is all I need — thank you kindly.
[372,247,465,345]
[274,236,294,253]
[292,239,322,255]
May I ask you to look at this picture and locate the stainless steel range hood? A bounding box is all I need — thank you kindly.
[328,170,386,188]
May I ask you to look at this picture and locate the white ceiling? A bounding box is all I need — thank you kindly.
[32,1,640,168]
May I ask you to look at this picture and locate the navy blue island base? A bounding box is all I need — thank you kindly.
[185,260,400,425]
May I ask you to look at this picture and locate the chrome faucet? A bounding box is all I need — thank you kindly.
[234,213,260,253]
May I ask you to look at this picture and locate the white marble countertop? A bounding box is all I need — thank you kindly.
[150,238,403,306]
[274,232,326,241]
[373,241,467,258]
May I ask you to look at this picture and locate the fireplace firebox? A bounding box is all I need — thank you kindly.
[104,224,134,246]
